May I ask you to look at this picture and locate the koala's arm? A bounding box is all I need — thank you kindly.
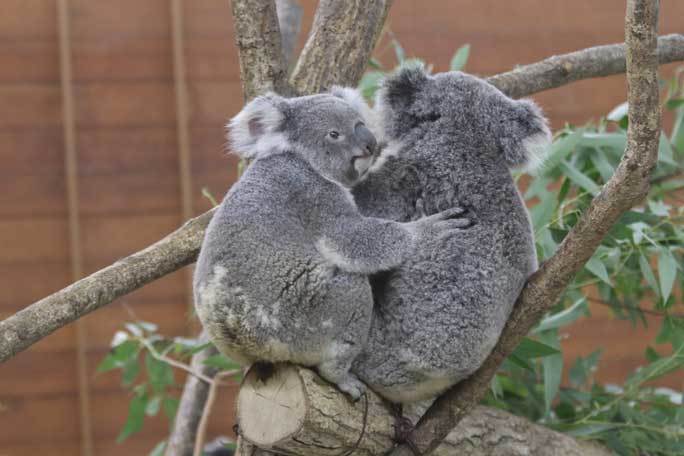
[315,207,468,274]
[315,215,416,274]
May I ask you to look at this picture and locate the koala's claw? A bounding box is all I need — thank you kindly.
[336,376,367,402]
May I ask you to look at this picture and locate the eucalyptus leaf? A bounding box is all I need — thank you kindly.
[117,393,147,443]
[449,44,471,71]
[657,249,678,305]
[585,256,612,285]
[559,161,601,195]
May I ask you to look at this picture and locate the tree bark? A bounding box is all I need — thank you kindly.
[235,364,611,456]
[165,334,219,456]
[488,33,682,98]
[389,1,662,454]
[289,0,394,94]
[231,0,290,100]
[0,208,215,363]
[275,0,303,67]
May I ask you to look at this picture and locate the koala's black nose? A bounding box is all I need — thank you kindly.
[355,123,377,156]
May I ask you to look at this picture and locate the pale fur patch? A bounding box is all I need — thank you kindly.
[329,86,380,137]
[520,130,552,174]
[227,95,289,159]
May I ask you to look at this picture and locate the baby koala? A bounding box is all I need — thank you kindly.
[193,89,471,400]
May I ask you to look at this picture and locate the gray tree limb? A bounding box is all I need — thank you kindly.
[389,1,663,454]
[488,33,682,98]
[165,333,219,456]
[275,0,303,67]
[288,0,394,94]
[0,209,215,363]
[235,364,611,456]
[231,0,290,100]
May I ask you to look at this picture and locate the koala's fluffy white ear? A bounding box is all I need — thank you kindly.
[498,99,552,173]
[227,93,288,159]
[329,86,378,133]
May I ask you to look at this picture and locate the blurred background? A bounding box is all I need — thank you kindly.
[0,0,682,454]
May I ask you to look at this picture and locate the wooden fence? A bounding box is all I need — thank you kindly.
[0,1,682,454]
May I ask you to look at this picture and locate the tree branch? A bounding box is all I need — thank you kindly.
[165,334,219,456]
[487,33,681,98]
[231,0,290,100]
[289,0,394,94]
[275,0,303,67]
[389,1,662,454]
[235,364,612,456]
[0,209,215,363]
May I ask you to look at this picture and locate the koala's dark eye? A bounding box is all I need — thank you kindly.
[328,130,340,140]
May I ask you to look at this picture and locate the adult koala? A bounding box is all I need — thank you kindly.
[349,65,551,403]
[194,90,470,400]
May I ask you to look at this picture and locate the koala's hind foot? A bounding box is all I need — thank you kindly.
[390,404,419,454]
[318,359,367,401]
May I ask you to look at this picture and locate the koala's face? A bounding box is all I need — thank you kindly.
[228,91,378,188]
[285,95,378,187]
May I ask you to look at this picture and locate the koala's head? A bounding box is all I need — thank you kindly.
[375,63,551,171]
[228,89,378,187]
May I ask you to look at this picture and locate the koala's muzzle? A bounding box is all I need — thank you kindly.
[354,123,377,158]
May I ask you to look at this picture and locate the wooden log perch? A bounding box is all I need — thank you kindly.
[235,364,611,456]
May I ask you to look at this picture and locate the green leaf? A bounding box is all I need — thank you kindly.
[449,44,471,71]
[657,249,678,305]
[638,253,659,297]
[358,71,385,100]
[117,393,147,443]
[534,297,588,333]
[589,152,615,182]
[648,199,671,217]
[97,340,139,373]
[145,353,174,393]
[579,132,627,152]
[559,161,601,195]
[539,331,563,415]
[367,57,383,70]
[145,395,161,416]
[607,102,628,123]
[391,39,406,63]
[202,354,241,371]
[569,349,602,388]
[490,375,503,399]
[666,98,684,110]
[513,337,561,360]
[585,256,612,285]
[561,422,619,437]
[121,358,140,386]
[163,397,180,421]
[530,193,557,231]
[149,440,167,456]
[671,106,684,153]
[658,131,679,166]
[125,323,143,337]
[539,130,583,175]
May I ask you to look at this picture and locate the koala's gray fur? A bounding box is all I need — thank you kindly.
[347,65,551,403]
[193,89,470,399]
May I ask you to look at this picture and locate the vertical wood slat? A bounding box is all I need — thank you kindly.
[57,1,94,455]
[170,0,195,323]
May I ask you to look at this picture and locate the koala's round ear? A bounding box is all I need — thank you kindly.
[227,93,288,159]
[497,99,552,172]
[376,63,429,113]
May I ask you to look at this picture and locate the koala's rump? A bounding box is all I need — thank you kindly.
[196,220,372,366]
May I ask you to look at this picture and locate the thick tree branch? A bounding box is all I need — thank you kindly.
[0,209,215,363]
[165,334,219,456]
[235,364,611,456]
[275,0,303,67]
[231,0,290,100]
[289,0,394,94]
[488,33,682,98]
[389,1,662,454]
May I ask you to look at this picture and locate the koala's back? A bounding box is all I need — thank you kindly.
[351,68,548,403]
[194,153,371,366]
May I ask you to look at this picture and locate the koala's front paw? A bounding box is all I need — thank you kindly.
[336,375,367,402]
[421,206,474,231]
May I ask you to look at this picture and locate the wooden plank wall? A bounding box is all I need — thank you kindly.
[0,1,682,454]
